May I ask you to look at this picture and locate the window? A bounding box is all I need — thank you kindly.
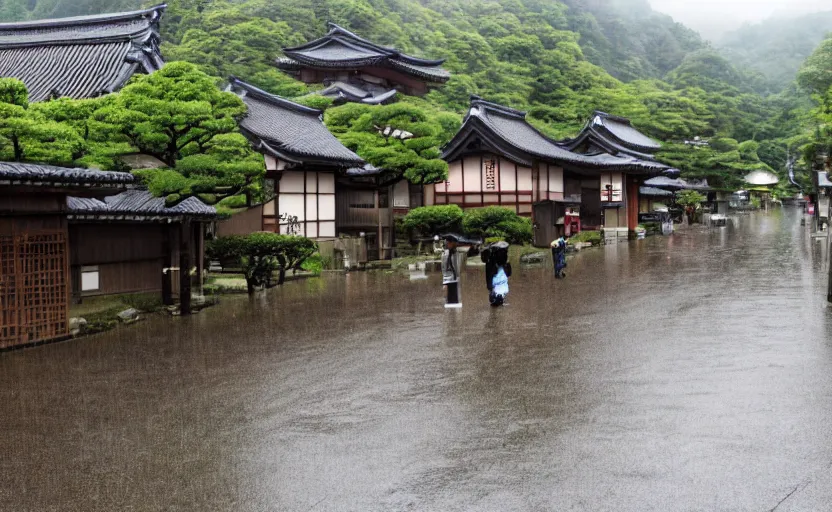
[81,266,99,292]
[600,172,623,202]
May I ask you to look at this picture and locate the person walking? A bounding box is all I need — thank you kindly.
[482,241,511,306]
[441,234,463,308]
[551,236,567,278]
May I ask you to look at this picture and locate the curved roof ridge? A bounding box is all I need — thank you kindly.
[0,4,166,30]
[284,21,446,67]
[469,95,526,118]
[228,76,323,117]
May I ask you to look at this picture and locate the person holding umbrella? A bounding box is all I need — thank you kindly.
[481,241,511,306]
[441,234,463,308]
[551,236,567,278]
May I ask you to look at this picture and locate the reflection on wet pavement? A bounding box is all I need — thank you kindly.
[2,210,832,511]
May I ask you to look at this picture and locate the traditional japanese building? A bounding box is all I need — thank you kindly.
[562,111,676,239]
[228,77,366,239]
[0,5,165,101]
[434,97,673,245]
[67,189,215,312]
[276,22,449,100]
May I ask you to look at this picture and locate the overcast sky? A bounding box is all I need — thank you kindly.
[649,0,827,40]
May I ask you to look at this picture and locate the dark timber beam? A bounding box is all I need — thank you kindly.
[179,219,192,315]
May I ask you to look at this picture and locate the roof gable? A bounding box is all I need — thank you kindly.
[0,5,166,101]
[68,188,215,219]
[565,111,661,159]
[442,96,676,176]
[278,22,449,83]
[228,77,364,167]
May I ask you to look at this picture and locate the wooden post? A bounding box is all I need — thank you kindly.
[195,221,204,291]
[627,175,639,231]
[161,223,173,306]
[179,219,192,315]
[827,194,832,303]
[375,189,382,261]
[387,184,395,260]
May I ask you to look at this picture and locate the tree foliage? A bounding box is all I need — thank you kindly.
[462,206,533,245]
[401,204,464,236]
[92,62,264,204]
[207,233,317,292]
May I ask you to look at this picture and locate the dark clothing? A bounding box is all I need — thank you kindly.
[552,239,567,278]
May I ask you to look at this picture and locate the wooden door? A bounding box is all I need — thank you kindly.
[0,231,69,349]
[533,202,554,248]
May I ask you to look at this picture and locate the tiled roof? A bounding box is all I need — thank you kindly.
[316,81,397,105]
[67,189,215,218]
[442,96,675,175]
[639,186,673,197]
[277,22,449,83]
[229,77,364,167]
[643,176,710,190]
[563,111,662,159]
[0,5,165,102]
[593,112,661,151]
[0,161,134,186]
[345,164,382,176]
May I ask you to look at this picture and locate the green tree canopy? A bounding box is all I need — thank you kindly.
[91,62,265,205]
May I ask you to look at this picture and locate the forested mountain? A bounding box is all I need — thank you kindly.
[0,0,141,20]
[720,12,832,94]
[0,0,818,190]
[561,0,705,81]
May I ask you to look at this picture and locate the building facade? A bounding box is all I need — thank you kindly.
[229,77,366,239]
[435,97,674,245]
[276,22,449,102]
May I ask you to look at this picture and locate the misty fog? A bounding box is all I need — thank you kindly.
[650,0,828,39]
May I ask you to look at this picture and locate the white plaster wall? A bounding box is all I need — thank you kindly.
[319,173,335,194]
[549,166,564,193]
[463,155,480,193]
[500,158,517,191]
[281,171,305,193]
[517,166,533,192]
[445,160,463,193]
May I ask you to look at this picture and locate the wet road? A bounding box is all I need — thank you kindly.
[3,210,832,511]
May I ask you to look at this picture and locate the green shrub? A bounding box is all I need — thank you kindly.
[301,253,323,275]
[207,235,245,267]
[462,206,532,244]
[402,205,464,236]
[208,233,317,293]
[676,190,707,209]
[119,293,163,312]
[568,230,602,245]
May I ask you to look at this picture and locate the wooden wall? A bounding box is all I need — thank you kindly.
[217,205,263,236]
[69,223,165,297]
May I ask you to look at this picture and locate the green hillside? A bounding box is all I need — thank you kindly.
[0,0,816,190]
[720,12,832,95]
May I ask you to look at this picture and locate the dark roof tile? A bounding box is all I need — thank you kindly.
[441,97,675,176]
[68,189,215,218]
[278,22,449,83]
[229,77,364,167]
[0,5,165,101]
[0,161,134,185]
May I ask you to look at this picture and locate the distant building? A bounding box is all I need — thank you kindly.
[0,162,213,349]
[434,97,674,246]
[276,22,449,101]
[228,77,365,239]
[0,5,166,101]
[563,111,677,240]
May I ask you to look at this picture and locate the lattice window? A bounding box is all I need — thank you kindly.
[0,231,68,349]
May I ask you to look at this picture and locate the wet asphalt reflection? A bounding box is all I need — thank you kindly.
[2,209,832,511]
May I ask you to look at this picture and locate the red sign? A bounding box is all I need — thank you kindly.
[808,204,816,215]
